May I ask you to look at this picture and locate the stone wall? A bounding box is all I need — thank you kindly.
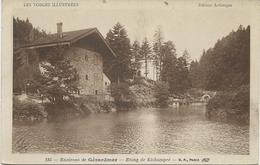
[64,46,104,96]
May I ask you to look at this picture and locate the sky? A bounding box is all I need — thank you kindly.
[14,0,251,61]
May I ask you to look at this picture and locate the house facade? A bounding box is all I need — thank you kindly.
[64,47,104,95]
[14,23,116,99]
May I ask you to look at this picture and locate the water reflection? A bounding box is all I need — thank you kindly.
[13,104,249,154]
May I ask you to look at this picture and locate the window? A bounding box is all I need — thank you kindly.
[85,74,88,80]
[95,90,98,95]
[105,82,108,86]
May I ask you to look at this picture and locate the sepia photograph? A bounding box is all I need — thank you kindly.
[1,0,259,164]
[12,2,250,155]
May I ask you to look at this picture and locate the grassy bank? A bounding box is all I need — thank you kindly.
[206,85,249,124]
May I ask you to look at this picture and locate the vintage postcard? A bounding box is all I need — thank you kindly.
[1,0,259,164]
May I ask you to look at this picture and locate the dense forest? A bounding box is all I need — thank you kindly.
[13,17,47,72]
[105,23,191,95]
[13,17,47,49]
[190,25,250,123]
[189,25,250,91]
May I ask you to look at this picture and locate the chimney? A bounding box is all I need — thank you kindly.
[57,22,63,38]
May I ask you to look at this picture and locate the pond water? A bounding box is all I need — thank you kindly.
[13,104,249,154]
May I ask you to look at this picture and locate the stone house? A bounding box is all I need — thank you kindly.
[14,23,116,100]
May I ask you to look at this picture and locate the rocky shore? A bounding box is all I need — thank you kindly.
[13,94,116,122]
[13,95,47,121]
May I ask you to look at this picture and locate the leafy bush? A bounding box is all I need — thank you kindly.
[154,81,170,107]
[207,84,249,116]
[109,82,136,108]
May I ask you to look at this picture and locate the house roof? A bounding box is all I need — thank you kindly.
[18,28,116,58]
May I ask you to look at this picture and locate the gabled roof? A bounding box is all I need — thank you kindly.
[18,28,116,58]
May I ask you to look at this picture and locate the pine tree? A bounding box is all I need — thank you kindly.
[140,38,152,78]
[35,47,79,105]
[153,27,164,80]
[160,41,190,94]
[130,40,141,76]
[189,60,200,88]
[182,49,191,67]
[106,22,132,82]
[174,56,191,93]
[160,41,177,93]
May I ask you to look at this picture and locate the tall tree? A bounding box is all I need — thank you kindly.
[174,56,191,93]
[140,38,152,78]
[161,41,177,82]
[153,27,164,80]
[106,22,132,82]
[161,41,191,94]
[160,41,178,94]
[130,40,141,76]
[189,60,200,88]
[182,49,191,67]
